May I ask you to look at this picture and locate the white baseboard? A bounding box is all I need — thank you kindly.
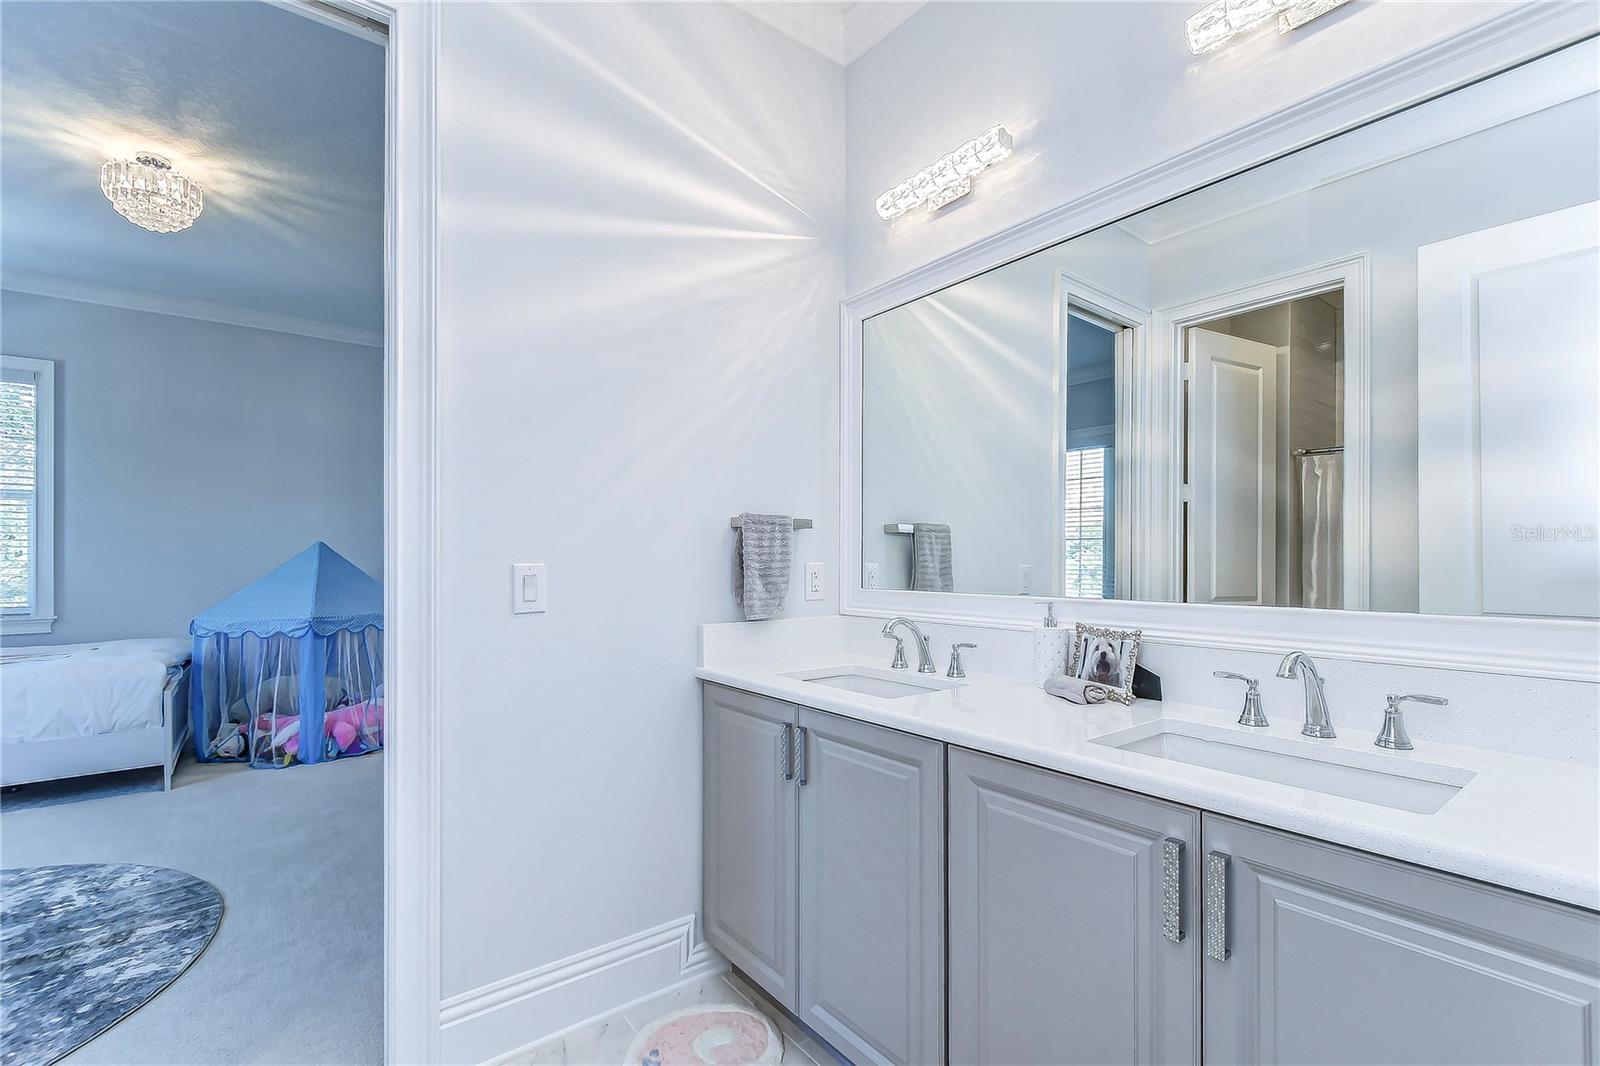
[438,915,726,1065]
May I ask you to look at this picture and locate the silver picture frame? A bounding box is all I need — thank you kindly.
[1067,623,1142,704]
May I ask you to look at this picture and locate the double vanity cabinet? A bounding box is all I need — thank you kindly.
[702,682,1600,1066]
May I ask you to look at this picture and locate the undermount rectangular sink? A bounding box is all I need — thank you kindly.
[783,666,962,700]
[1092,721,1476,814]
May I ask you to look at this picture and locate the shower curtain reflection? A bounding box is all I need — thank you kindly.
[1299,451,1344,610]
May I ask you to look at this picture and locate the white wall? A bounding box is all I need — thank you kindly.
[0,289,382,645]
[433,2,843,1056]
[844,1,1539,293]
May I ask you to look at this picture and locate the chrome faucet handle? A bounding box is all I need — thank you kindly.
[1034,601,1057,628]
[948,643,978,679]
[1375,693,1447,751]
[886,634,908,670]
[918,635,938,674]
[1213,671,1268,728]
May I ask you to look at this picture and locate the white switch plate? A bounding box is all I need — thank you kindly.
[1018,563,1031,595]
[805,562,824,601]
[512,563,546,614]
[865,563,880,589]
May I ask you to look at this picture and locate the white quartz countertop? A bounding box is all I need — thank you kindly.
[697,652,1600,911]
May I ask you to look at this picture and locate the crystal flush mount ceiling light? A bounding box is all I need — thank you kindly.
[100,151,204,233]
[876,125,1014,221]
[1186,0,1350,55]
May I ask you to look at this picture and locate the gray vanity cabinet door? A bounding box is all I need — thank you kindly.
[702,684,799,1011]
[795,707,944,1066]
[947,748,1200,1066]
[1201,814,1600,1065]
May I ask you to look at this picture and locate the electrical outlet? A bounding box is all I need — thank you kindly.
[864,563,880,589]
[1018,563,1031,596]
[805,562,824,601]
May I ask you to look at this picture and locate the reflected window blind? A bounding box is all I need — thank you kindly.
[0,378,37,611]
[1064,445,1110,599]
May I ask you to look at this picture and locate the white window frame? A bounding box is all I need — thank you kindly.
[0,355,55,636]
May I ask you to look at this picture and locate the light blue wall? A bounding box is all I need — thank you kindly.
[1066,314,1116,443]
[0,290,382,645]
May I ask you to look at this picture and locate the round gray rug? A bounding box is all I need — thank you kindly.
[1,863,223,1066]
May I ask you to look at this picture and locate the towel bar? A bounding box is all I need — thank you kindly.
[730,517,813,529]
[884,524,915,534]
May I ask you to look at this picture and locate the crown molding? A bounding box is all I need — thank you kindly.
[1,273,383,349]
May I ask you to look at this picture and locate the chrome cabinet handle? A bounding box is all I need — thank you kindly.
[779,724,794,782]
[1205,851,1231,962]
[1161,838,1186,943]
[795,726,809,787]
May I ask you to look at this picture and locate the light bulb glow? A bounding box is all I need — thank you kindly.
[875,125,1013,221]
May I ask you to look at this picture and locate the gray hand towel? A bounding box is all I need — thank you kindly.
[910,523,953,592]
[1044,674,1109,705]
[733,513,792,621]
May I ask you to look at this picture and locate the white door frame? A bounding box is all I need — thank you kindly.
[1053,272,1149,600]
[1149,255,1370,611]
[283,2,442,1063]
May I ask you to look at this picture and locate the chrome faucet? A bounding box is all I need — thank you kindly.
[1278,651,1335,738]
[882,617,937,674]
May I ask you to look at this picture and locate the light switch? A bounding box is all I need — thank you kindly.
[805,562,824,601]
[1018,563,1032,595]
[512,563,546,614]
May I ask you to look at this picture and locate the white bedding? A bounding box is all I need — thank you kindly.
[1,638,191,743]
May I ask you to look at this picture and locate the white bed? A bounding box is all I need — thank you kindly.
[1,638,192,790]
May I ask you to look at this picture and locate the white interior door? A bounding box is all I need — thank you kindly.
[1418,201,1600,619]
[1187,327,1279,606]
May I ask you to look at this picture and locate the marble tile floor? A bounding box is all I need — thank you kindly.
[512,969,847,1066]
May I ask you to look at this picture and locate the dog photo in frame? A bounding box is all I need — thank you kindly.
[1067,623,1142,704]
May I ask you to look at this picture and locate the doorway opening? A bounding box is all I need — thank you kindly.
[1183,288,1346,608]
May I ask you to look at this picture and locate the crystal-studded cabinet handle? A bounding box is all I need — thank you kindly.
[779,724,794,782]
[795,726,809,787]
[1160,838,1186,942]
[1204,851,1231,962]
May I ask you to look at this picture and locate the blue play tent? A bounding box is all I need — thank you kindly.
[190,542,384,768]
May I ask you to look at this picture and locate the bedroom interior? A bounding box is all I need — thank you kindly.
[2,3,1599,1066]
[0,2,386,1063]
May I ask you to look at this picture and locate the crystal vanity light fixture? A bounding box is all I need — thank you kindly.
[100,151,204,233]
[1186,0,1350,55]
[875,125,1014,221]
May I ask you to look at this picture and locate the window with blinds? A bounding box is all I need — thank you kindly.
[1064,445,1112,599]
[0,377,38,612]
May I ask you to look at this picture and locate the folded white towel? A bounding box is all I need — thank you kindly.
[1043,674,1109,705]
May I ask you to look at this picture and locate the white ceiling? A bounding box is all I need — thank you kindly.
[730,2,925,65]
[1,1,385,339]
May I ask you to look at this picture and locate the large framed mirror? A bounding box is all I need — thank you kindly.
[846,36,1599,672]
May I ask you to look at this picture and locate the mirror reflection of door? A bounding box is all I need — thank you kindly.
[1184,292,1345,607]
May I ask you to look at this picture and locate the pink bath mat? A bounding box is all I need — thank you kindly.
[624,1003,783,1066]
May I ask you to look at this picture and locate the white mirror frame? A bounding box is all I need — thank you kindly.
[840,7,1600,683]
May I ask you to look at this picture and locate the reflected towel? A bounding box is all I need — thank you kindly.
[1044,674,1109,705]
[733,513,792,621]
[911,523,953,593]
[1299,453,1343,609]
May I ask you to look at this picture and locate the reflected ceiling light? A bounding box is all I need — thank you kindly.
[100,151,204,233]
[875,125,1013,221]
[1186,0,1350,55]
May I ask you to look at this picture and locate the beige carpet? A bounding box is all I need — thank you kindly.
[1,753,382,1065]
